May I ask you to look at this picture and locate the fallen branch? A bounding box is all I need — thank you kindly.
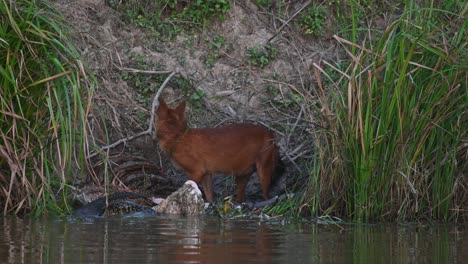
[147,71,176,133]
[87,71,176,159]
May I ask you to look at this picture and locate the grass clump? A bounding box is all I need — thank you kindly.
[176,0,231,25]
[0,0,93,215]
[247,44,277,68]
[302,0,467,222]
[299,5,327,35]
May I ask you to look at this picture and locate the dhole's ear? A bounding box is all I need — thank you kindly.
[175,100,186,120]
[158,97,168,109]
[156,97,168,117]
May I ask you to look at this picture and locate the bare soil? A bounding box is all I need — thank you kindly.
[54,0,343,203]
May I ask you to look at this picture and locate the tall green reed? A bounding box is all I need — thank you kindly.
[308,0,466,221]
[0,0,94,215]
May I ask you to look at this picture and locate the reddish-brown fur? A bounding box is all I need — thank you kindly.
[155,98,282,202]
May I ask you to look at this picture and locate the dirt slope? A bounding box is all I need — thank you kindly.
[54,0,336,201]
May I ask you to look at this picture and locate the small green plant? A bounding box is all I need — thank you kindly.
[175,76,194,96]
[183,38,193,47]
[255,0,273,8]
[120,55,166,107]
[210,35,225,49]
[190,89,206,108]
[247,44,276,68]
[170,76,205,108]
[109,0,163,29]
[205,35,225,67]
[299,5,327,35]
[163,0,178,9]
[266,85,303,110]
[179,0,232,26]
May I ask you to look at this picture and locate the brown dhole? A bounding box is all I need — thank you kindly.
[155,98,282,202]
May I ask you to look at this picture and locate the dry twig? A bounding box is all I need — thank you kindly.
[117,66,172,75]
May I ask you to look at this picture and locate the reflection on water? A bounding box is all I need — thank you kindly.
[0,216,466,263]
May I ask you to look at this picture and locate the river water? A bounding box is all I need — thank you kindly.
[0,216,466,263]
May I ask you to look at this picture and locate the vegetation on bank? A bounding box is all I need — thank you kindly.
[108,0,231,38]
[296,0,467,222]
[1,0,465,222]
[0,0,94,215]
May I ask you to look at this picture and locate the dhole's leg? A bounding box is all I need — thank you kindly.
[201,174,214,202]
[235,174,250,202]
[256,148,274,200]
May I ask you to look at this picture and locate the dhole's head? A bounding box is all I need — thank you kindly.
[155,98,187,136]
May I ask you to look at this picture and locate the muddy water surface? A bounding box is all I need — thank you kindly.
[0,216,466,263]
